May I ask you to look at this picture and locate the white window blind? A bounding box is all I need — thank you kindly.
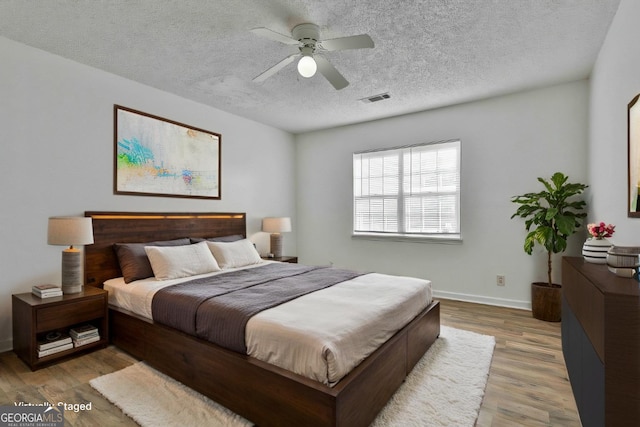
[353,139,461,239]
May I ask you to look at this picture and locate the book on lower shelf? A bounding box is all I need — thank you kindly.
[73,334,101,347]
[69,324,99,340]
[37,342,73,358]
[32,284,62,298]
[37,332,72,352]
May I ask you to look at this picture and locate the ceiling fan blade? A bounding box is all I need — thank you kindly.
[253,54,298,82]
[250,27,300,45]
[320,34,374,51]
[315,55,349,90]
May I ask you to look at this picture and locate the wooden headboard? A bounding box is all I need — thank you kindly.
[84,211,246,287]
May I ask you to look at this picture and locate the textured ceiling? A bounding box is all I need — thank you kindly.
[0,0,620,134]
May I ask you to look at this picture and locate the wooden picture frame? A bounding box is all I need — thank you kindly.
[629,94,640,217]
[114,105,221,199]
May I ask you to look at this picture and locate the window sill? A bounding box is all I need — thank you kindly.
[351,233,462,244]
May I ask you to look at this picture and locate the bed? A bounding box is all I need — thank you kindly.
[84,211,440,427]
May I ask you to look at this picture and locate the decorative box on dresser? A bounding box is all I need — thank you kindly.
[561,257,640,427]
[12,287,108,370]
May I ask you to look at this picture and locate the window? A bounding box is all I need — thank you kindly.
[353,139,461,240]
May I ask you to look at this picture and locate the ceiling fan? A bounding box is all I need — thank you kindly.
[251,23,374,90]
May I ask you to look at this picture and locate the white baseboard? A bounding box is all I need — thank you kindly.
[433,289,531,311]
[0,338,13,353]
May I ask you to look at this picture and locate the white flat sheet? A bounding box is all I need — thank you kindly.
[104,262,432,386]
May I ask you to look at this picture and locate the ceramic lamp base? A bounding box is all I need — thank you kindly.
[61,248,83,294]
[270,233,283,258]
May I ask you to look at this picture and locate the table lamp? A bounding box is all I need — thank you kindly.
[262,217,291,258]
[47,216,94,294]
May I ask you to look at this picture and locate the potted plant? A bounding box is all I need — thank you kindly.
[511,172,588,321]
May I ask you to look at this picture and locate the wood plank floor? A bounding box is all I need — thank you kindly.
[441,300,580,427]
[0,299,581,426]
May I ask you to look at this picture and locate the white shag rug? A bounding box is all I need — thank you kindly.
[90,326,494,427]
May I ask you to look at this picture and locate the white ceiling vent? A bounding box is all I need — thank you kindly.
[360,92,391,104]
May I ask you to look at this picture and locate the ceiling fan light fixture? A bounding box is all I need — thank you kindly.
[297,55,317,78]
[251,23,373,89]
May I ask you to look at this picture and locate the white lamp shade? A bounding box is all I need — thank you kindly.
[262,217,292,233]
[47,217,94,246]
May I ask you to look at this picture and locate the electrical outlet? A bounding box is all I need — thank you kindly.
[497,275,506,286]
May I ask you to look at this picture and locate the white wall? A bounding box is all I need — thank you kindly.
[0,37,296,351]
[296,81,589,308]
[589,0,640,245]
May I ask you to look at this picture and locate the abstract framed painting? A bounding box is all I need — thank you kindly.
[114,105,221,199]
[629,94,640,217]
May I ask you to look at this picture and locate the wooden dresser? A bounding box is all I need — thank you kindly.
[561,257,640,427]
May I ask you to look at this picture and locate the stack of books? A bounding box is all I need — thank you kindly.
[37,332,72,358]
[32,284,62,298]
[69,324,100,347]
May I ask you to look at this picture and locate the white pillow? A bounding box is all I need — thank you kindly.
[206,239,262,269]
[144,241,221,280]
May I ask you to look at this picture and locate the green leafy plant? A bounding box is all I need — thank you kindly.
[511,172,588,286]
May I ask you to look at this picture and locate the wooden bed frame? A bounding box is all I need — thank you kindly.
[84,211,440,427]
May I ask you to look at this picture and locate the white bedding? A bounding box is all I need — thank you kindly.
[104,261,432,386]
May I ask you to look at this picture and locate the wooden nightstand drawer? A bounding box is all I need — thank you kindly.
[36,297,105,332]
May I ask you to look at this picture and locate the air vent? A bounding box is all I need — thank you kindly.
[360,92,391,104]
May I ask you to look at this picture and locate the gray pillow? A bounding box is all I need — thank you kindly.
[114,238,191,283]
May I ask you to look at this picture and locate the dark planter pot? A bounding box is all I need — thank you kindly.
[531,282,562,322]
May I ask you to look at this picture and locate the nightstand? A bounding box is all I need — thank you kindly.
[262,256,298,263]
[12,287,108,370]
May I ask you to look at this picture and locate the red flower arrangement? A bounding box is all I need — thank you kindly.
[587,222,615,239]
